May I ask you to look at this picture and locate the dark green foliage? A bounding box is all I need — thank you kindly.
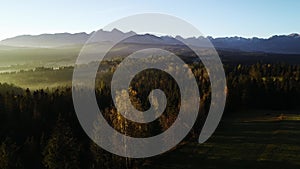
[43,115,80,169]
[0,62,298,168]
[0,138,23,169]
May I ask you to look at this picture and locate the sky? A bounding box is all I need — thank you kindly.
[0,0,299,40]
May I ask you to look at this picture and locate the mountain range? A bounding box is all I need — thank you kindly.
[1,29,300,54]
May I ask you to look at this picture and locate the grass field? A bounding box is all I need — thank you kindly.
[0,67,74,89]
[144,111,300,169]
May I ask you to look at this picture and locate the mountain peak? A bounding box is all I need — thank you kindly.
[111,28,123,33]
[288,33,300,37]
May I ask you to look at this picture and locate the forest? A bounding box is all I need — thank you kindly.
[0,60,299,169]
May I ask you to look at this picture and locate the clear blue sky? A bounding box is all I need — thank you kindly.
[0,0,299,40]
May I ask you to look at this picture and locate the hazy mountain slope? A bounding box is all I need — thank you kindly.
[179,34,300,54]
[1,29,300,54]
[0,33,90,47]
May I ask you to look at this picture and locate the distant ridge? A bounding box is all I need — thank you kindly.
[1,32,90,47]
[0,29,136,47]
[1,29,300,54]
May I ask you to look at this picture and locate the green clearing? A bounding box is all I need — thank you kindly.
[144,112,300,169]
[0,45,81,68]
[0,67,73,89]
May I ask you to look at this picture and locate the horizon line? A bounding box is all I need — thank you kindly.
[1,29,299,41]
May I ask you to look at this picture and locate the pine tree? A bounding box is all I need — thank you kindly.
[43,115,81,169]
[0,138,23,169]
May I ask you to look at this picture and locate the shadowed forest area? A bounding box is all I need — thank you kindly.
[0,61,299,169]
